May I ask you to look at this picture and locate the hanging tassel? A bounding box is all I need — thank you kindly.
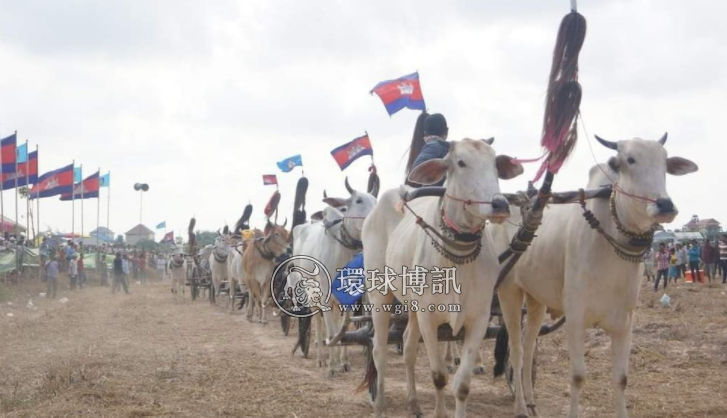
[367,164,380,198]
[537,10,586,181]
[264,190,281,220]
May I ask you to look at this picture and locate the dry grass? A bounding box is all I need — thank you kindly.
[1,276,726,417]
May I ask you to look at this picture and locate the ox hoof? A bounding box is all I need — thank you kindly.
[339,363,351,373]
[454,357,461,366]
[317,360,327,368]
[327,369,337,379]
[473,366,486,376]
[447,364,456,374]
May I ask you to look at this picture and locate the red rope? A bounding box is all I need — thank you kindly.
[613,183,658,204]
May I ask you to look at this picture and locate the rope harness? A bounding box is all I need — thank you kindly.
[402,195,486,265]
[577,186,656,263]
[325,216,365,251]
[255,239,276,261]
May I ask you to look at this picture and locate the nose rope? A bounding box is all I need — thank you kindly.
[441,192,506,234]
[612,183,658,204]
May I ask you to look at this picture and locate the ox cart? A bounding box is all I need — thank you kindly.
[321,182,613,399]
[185,252,214,303]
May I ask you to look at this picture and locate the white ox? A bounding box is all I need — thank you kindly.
[490,135,697,418]
[291,179,377,376]
[362,138,523,418]
[209,236,231,306]
[167,252,186,302]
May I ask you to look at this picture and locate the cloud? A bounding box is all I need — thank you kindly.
[0,0,722,241]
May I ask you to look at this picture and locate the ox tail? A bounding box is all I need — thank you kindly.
[493,324,510,378]
[356,341,377,395]
[404,110,429,182]
[292,314,311,357]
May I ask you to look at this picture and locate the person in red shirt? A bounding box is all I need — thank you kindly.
[654,243,670,292]
[77,254,87,289]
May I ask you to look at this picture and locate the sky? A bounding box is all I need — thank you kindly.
[0,0,724,242]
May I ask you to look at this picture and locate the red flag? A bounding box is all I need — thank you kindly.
[331,134,373,171]
[160,231,174,243]
[263,174,277,185]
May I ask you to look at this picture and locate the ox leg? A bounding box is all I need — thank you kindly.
[444,341,458,373]
[522,295,546,417]
[609,320,633,418]
[404,311,423,417]
[453,314,490,418]
[314,314,327,368]
[371,294,394,417]
[322,310,340,376]
[260,284,271,325]
[419,313,448,418]
[245,286,255,322]
[499,285,528,418]
[565,312,587,418]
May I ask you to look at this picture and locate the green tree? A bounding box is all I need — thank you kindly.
[137,239,162,252]
[196,231,218,248]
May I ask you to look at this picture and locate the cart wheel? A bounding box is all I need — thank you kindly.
[506,339,539,398]
[298,317,311,358]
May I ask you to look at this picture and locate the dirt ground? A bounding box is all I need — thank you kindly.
[1,274,726,418]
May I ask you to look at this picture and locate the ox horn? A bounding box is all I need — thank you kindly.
[658,132,668,146]
[594,135,618,150]
[282,217,288,228]
[344,177,354,195]
[323,189,328,199]
[484,137,495,145]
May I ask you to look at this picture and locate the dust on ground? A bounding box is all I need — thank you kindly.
[1,276,726,418]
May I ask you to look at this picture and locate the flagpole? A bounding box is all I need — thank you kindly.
[36,145,40,283]
[71,159,75,238]
[25,142,30,242]
[80,164,84,241]
[106,171,111,239]
[0,131,8,241]
[14,140,19,241]
[96,167,100,269]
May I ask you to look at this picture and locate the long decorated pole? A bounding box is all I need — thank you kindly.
[71,160,76,238]
[36,145,41,283]
[25,142,30,241]
[495,0,586,290]
[96,167,101,270]
[80,164,84,241]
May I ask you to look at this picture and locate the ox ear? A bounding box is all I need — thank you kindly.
[408,158,448,185]
[666,157,698,176]
[323,197,347,208]
[496,155,524,180]
[311,211,324,221]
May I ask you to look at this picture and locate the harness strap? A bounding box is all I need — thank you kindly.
[578,188,653,263]
[255,241,276,260]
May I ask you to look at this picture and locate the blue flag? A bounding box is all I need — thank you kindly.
[156,221,166,229]
[73,166,82,183]
[16,143,28,164]
[276,154,303,173]
[99,172,110,187]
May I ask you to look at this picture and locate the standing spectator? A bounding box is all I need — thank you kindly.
[112,252,129,294]
[688,240,702,283]
[668,248,679,284]
[139,251,147,284]
[68,254,79,290]
[675,244,685,280]
[45,255,60,298]
[130,252,140,284]
[39,237,50,266]
[77,254,87,289]
[99,253,109,286]
[643,247,655,282]
[655,243,670,292]
[719,235,727,285]
[701,239,718,283]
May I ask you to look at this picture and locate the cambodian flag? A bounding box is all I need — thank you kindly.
[1,150,38,190]
[59,171,100,201]
[1,133,17,173]
[263,174,278,185]
[331,134,373,171]
[370,72,426,116]
[160,231,174,243]
[29,163,75,199]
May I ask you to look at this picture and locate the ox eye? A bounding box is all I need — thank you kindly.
[627,157,636,165]
[356,198,362,204]
[457,160,467,168]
